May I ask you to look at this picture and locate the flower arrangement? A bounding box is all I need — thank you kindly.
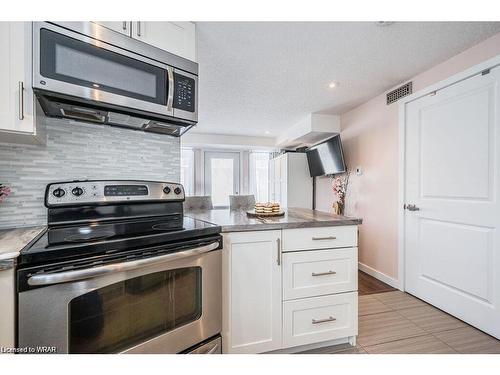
[0,183,12,203]
[332,172,349,215]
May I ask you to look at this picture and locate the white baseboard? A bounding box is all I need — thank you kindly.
[358,262,401,290]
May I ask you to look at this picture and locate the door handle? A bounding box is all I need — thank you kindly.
[122,21,127,31]
[166,66,174,112]
[18,81,24,120]
[404,204,420,211]
[28,241,220,286]
[136,21,141,37]
[276,237,281,266]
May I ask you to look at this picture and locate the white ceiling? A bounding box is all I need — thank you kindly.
[193,22,500,138]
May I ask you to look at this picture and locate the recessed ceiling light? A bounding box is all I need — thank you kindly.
[328,81,339,89]
[265,130,270,135]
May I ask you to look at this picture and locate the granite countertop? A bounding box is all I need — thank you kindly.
[185,207,362,233]
[0,226,46,261]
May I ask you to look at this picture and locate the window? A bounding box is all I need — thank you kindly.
[249,152,270,203]
[204,151,240,208]
[180,148,194,196]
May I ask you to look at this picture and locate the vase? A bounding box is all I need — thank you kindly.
[333,201,344,215]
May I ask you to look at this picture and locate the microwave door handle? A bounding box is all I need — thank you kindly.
[27,241,220,287]
[167,66,174,112]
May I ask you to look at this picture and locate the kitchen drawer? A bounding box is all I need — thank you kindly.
[283,292,358,348]
[282,226,357,251]
[283,248,357,300]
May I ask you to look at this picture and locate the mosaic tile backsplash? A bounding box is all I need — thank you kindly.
[0,117,180,229]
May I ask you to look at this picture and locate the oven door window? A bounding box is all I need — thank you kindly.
[39,28,167,105]
[68,267,202,354]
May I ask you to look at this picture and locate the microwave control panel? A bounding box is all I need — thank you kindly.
[173,73,195,112]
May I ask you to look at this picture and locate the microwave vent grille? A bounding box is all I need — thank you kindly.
[386,82,412,105]
[60,108,106,123]
[144,122,181,136]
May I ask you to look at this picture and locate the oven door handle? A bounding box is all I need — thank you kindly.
[27,241,220,287]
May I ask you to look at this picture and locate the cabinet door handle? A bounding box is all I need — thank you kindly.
[122,21,127,31]
[276,237,281,266]
[312,316,336,325]
[18,81,24,120]
[311,270,336,277]
[312,236,337,241]
[136,21,141,37]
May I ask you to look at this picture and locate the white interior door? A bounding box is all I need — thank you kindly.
[404,66,500,339]
[204,151,240,208]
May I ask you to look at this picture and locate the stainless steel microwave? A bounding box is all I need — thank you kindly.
[32,22,198,136]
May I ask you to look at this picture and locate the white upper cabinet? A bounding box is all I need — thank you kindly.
[0,22,41,144]
[132,22,197,61]
[92,21,197,61]
[93,21,131,36]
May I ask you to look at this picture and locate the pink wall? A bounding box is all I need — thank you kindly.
[315,32,500,281]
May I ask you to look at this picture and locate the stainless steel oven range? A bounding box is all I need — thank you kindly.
[17,180,221,354]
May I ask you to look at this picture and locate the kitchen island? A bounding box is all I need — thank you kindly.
[185,207,361,232]
[186,207,361,354]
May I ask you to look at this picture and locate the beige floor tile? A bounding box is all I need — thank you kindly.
[363,335,457,354]
[299,344,366,354]
[397,305,468,334]
[335,346,367,354]
[372,291,427,310]
[433,326,500,354]
[358,311,426,347]
[359,295,393,316]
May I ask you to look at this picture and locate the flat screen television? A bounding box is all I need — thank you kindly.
[306,135,347,177]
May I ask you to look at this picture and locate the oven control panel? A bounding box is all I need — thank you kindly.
[45,180,185,207]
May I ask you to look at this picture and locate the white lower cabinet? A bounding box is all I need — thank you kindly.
[282,225,358,251]
[0,265,16,349]
[283,248,358,300]
[223,226,358,354]
[283,292,358,348]
[223,230,282,354]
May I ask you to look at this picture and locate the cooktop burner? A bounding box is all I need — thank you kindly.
[19,180,221,267]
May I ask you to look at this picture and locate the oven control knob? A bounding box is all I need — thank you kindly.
[53,188,65,198]
[174,187,182,195]
[72,187,84,196]
[163,186,171,194]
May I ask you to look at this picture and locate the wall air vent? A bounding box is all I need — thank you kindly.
[386,82,413,105]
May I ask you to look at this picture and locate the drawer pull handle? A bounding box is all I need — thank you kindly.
[312,236,337,241]
[312,270,336,277]
[312,316,336,325]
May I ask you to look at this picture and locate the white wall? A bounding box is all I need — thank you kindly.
[315,31,500,281]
